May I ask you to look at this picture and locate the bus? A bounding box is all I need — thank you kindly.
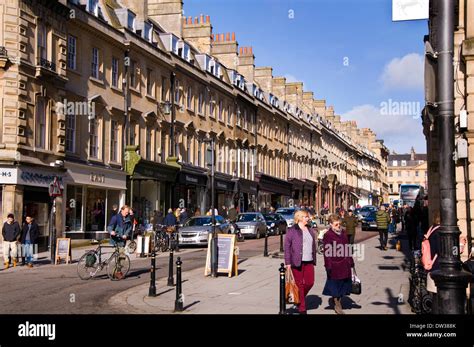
[399,184,425,207]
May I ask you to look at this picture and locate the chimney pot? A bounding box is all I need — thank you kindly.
[211,34,214,41]
[226,33,230,41]
[206,15,210,23]
[200,14,204,23]
[250,47,253,54]
[194,17,198,24]
[232,32,235,41]
[220,33,224,42]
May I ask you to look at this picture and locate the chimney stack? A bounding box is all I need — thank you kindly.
[238,46,255,82]
[182,13,213,54]
[255,67,273,94]
[211,31,238,69]
[147,0,184,37]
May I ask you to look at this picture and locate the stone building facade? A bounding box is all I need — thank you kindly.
[0,0,388,244]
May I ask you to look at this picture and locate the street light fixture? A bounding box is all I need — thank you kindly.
[203,137,218,277]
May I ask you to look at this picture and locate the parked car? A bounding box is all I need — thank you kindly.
[178,216,229,246]
[275,208,297,227]
[236,213,267,239]
[359,205,378,219]
[263,213,288,235]
[361,211,378,231]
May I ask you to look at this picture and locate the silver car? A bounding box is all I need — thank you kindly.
[236,213,267,239]
[178,216,229,246]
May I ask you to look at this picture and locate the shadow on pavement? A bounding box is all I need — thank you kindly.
[183,301,200,310]
[341,296,362,310]
[305,294,323,310]
[370,287,403,314]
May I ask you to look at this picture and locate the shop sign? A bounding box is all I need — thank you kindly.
[90,173,105,184]
[186,175,199,184]
[19,170,63,187]
[0,168,17,184]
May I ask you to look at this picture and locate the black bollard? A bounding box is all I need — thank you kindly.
[148,247,156,297]
[279,230,284,253]
[174,257,183,312]
[264,229,269,257]
[279,263,286,314]
[167,249,174,286]
[140,233,146,258]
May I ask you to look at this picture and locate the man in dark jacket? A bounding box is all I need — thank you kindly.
[21,216,39,267]
[376,206,390,251]
[107,206,132,247]
[2,213,21,268]
[342,209,358,244]
[164,208,177,227]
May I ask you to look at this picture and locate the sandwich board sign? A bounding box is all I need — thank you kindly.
[55,238,71,264]
[392,0,429,21]
[204,234,238,278]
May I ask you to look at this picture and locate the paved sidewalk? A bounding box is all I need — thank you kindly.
[109,232,413,314]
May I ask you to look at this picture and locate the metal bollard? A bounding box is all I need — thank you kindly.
[167,249,174,286]
[264,230,269,257]
[148,247,156,297]
[279,230,284,253]
[140,233,146,258]
[279,263,286,314]
[174,257,183,312]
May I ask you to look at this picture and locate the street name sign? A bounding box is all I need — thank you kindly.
[392,0,429,21]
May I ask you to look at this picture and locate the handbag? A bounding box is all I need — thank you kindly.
[351,268,362,295]
[285,267,300,304]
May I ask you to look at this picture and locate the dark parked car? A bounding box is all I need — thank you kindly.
[361,211,378,231]
[263,214,287,235]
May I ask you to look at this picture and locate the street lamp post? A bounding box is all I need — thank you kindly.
[430,0,470,314]
[204,137,218,277]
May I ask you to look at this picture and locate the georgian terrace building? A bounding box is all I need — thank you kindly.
[0,0,387,244]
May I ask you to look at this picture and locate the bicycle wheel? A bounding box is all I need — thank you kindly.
[77,251,100,280]
[107,252,131,281]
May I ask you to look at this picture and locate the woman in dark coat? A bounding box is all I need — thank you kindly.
[322,213,354,314]
[284,209,317,314]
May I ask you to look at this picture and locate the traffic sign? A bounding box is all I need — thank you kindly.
[49,177,63,197]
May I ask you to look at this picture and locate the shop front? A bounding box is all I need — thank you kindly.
[304,179,317,207]
[289,178,305,206]
[0,165,65,252]
[255,173,292,211]
[214,173,236,215]
[235,177,258,212]
[129,160,179,227]
[175,164,208,216]
[63,161,126,240]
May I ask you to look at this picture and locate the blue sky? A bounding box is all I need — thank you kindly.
[185,0,427,154]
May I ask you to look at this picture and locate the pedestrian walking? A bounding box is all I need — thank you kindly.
[2,213,21,269]
[322,214,354,314]
[376,205,390,250]
[20,215,39,268]
[423,211,440,313]
[180,208,189,224]
[227,205,237,223]
[342,209,358,245]
[284,210,317,314]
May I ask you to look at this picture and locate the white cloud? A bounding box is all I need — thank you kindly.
[380,53,424,91]
[342,104,426,153]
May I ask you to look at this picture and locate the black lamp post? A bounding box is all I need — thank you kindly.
[429,0,470,314]
[204,137,218,277]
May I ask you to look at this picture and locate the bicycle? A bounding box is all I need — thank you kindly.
[77,244,131,281]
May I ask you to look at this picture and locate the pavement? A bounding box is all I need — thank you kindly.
[109,229,413,314]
